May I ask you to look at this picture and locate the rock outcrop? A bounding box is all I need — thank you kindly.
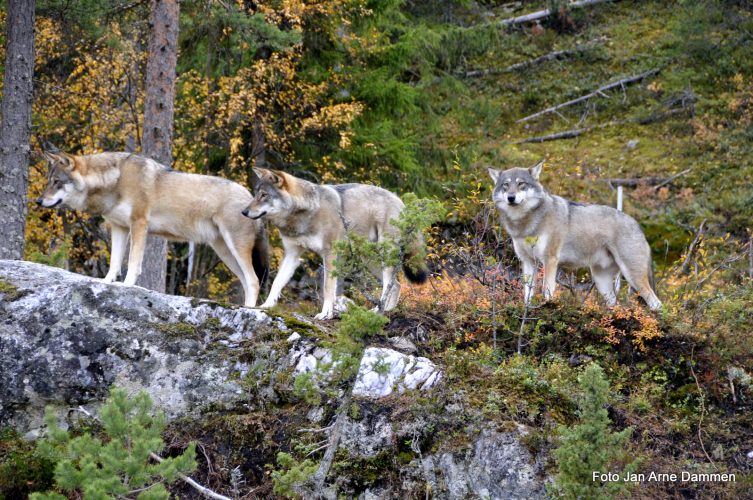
[0,261,441,433]
[0,261,548,499]
[0,260,276,435]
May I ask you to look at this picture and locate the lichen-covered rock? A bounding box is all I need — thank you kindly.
[419,429,546,500]
[339,414,393,459]
[290,343,442,398]
[0,260,276,435]
[353,347,441,398]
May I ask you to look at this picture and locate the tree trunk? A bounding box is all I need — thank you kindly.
[138,0,179,292]
[0,0,35,260]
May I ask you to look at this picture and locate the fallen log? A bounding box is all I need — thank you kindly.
[602,169,691,187]
[516,127,592,143]
[463,37,606,79]
[516,68,661,123]
[499,0,618,27]
[515,106,690,144]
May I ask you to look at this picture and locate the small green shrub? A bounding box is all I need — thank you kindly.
[32,388,196,500]
[552,363,638,500]
[271,452,318,498]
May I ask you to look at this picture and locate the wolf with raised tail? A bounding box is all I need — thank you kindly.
[488,161,662,310]
[37,151,268,306]
[242,168,429,319]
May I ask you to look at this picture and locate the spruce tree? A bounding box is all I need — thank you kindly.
[552,364,638,499]
[32,388,196,499]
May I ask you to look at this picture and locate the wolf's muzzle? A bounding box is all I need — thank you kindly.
[507,195,518,205]
[242,208,266,220]
[37,198,61,208]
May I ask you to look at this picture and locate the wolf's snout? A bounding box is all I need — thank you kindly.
[241,207,250,217]
[507,194,517,204]
[35,197,43,206]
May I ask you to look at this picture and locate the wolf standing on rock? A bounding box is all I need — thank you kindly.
[36,151,269,307]
[242,168,429,320]
[488,161,662,310]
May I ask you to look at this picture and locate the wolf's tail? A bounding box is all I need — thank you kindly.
[402,233,430,284]
[252,225,270,289]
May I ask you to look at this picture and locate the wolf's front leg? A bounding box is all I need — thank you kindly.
[123,219,148,286]
[521,258,536,304]
[378,266,400,312]
[259,245,303,309]
[543,256,559,301]
[103,224,129,283]
[314,253,337,320]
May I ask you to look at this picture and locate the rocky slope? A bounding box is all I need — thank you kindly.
[0,260,546,498]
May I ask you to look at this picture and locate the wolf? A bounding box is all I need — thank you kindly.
[241,168,429,319]
[37,151,268,306]
[488,161,662,310]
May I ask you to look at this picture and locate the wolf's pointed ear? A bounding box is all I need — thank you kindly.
[250,167,262,189]
[488,167,501,184]
[43,150,74,170]
[530,160,544,180]
[42,150,60,163]
[252,167,284,187]
[269,169,287,188]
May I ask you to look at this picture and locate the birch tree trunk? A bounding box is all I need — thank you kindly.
[0,0,35,260]
[138,0,179,292]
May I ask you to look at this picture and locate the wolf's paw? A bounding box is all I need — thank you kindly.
[101,276,117,284]
[314,309,335,320]
[258,301,276,310]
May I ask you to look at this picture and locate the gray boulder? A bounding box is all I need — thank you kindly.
[420,428,546,499]
[0,260,278,435]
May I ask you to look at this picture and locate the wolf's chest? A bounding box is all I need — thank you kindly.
[103,202,132,226]
[287,232,327,254]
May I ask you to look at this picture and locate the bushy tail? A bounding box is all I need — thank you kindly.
[252,225,270,289]
[402,233,429,284]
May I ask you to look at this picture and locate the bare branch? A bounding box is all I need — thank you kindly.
[149,452,231,500]
[515,106,691,144]
[462,37,607,79]
[499,0,618,27]
[516,68,661,123]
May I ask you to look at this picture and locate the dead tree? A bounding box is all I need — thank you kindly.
[0,0,36,260]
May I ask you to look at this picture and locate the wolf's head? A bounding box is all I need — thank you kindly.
[37,151,88,210]
[488,161,546,213]
[242,168,295,220]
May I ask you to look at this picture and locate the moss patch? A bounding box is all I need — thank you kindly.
[0,428,55,498]
[0,279,26,302]
[157,321,198,339]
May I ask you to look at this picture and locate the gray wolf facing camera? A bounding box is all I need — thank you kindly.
[488,161,661,310]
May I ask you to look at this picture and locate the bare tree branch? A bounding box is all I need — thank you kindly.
[516,68,661,123]
[515,106,690,144]
[499,0,618,27]
[462,37,607,79]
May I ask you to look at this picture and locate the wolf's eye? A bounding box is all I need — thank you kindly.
[518,182,528,189]
[502,182,509,190]
[259,192,268,200]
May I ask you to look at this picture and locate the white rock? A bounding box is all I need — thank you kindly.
[295,354,319,374]
[287,332,301,343]
[353,347,441,398]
